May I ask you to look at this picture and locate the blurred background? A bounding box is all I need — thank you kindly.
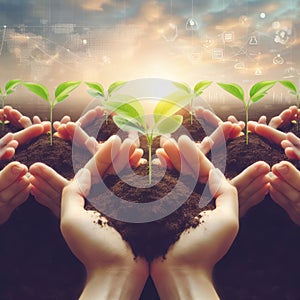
[0,0,299,120]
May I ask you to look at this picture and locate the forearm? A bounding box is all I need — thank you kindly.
[80,266,148,300]
[152,267,219,300]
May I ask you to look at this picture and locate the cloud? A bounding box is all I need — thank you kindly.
[78,0,112,11]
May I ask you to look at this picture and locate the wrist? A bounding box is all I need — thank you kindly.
[151,263,219,300]
[80,259,148,300]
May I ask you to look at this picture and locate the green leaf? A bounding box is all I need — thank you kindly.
[108,81,127,96]
[0,88,2,95]
[55,81,81,103]
[250,81,276,100]
[5,79,22,95]
[279,80,298,93]
[154,91,193,123]
[87,90,103,98]
[23,82,50,103]
[194,81,212,96]
[154,115,183,136]
[113,115,145,135]
[172,81,191,94]
[217,82,244,101]
[85,81,104,97]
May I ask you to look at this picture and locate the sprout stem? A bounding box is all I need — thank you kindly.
[148,141,152,185]
[50,105,53,146]
[245,108,249,145]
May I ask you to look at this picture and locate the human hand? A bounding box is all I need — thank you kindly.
[0,133,18,159]
[29,163,69,218]
[281,132,300,160]
[151,168,238,300]
[257,106,298,129]
[0,162,31,224]
[1,105,51,132]
[230,161,270,217]
[61,169,148,299]
[269,161,300,225]
[157,135,213,182]
[53,106,104,141]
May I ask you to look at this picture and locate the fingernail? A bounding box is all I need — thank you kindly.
[277,163,288,175]
[12,164,24,175]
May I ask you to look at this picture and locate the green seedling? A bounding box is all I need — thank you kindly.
[0,79,22,127]
[278,80,299,130]
[217,81,276,144]
[85,81,127,123]
[173,80,212,124]
[104,91,193,184]
[23,81,81,145]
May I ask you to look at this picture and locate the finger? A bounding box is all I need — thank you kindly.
[178,135,213,181]
[13,124,44,145]
[0,132,14,146]
[156,148,174,169]
[66,122,91,147]
[271,161,300,192]
[198,137,213,155]
[19,116,32,128]
[239,184,269,217]
[0,162,28,191]
[231,161,270,191]
[60,115,71,124]
[0,176,30,202]
[76,107,104,127]
[208,122,232,147]
[258,115,267,124]
[254,124,287,145]
[54,124,71,140]
[164,137,194,175]
[29,162,69,191]
[129,148,144,168]
[248,121,258,132]
[268,116,282,129]
[4,107,22,128]
[270,176,299,203]
[84,135,121,180]
[209,168,238,217]
[61,168,91,219]
[32,115,42,124]
[194,107,222,128]
[30,186,60,218]
[287,132,300,146]
[0,147,16,160]
[110,138,136,174]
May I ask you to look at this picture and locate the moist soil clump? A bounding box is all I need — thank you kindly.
[87,164,214,262]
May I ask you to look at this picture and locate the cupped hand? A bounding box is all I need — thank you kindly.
[281,132,300,160]
[157,135,213,182]
[0,133,18,159]
[230,161,270,217]
[0,162,31,224]
[61,168,148,299]
[270,161,300,225]
[151,168,238,299]
[29,163,69,217]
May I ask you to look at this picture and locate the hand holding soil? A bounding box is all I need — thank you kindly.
[0,161,31,224]
[270,161,300,225]
[61,167,148,300]
[151,168,238,300]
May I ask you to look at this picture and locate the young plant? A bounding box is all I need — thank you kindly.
[217,81,276,144]
[0,79,22,127]
[85,81,127,123]
[173,80,212,124]
[278,80,299,130]
[23,81,81,145]
[104,91,193,184]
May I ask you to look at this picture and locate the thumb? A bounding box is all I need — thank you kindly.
[61,168,91,218]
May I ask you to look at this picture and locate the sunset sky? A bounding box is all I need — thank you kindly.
[0,0,299,94]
